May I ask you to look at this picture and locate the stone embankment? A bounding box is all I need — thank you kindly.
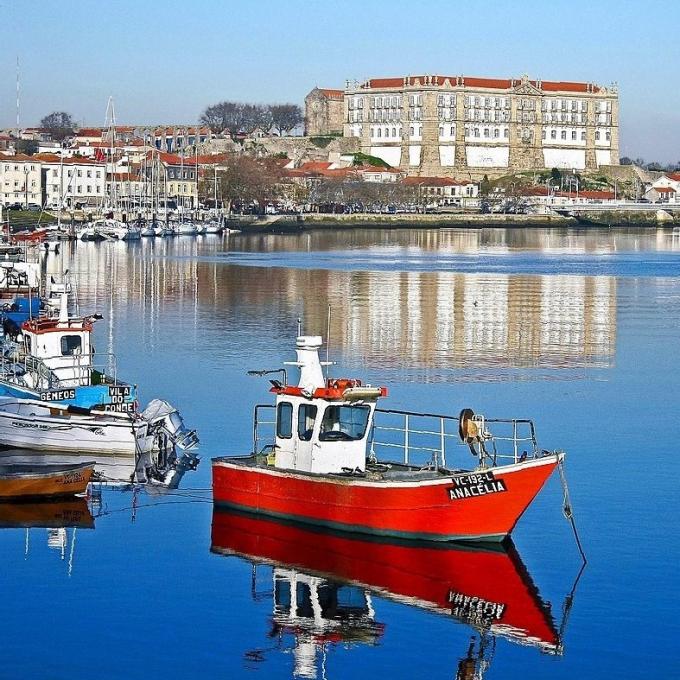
[230,210,680,233]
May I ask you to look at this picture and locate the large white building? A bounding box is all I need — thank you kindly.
[327,73,620,178]
[38,155,106,208]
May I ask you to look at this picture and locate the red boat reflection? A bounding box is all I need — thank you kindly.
[211,508,562,658]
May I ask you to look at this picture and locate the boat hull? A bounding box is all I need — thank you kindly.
[0,462,93,499]
[212,455,561,542]
[0,403,143,455]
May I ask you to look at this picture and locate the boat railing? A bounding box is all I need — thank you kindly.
[253,404,277,454]
[0,349,119,390]
[371,409,539,470]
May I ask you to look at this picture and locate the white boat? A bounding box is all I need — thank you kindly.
[176,221,198,235]
[0,294,199,458]
[140,224,156,237]
[204,221,223,234]
[196,223,207,234]
[0,397,197,459]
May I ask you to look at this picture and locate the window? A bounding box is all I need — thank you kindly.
[61,335,82,356]
[483,128,489,138]
[474,127,480,138]
[542,130,546,140]
[319,405,370,442]
[276,402,293,439]
[392,127,396,137]
[450,126,455,136]
[377,128,381,138]
[503,128,509,138]
[571,131,577,140]
[87,170,92,178]
[605,131,610,141]
[595,131,600,140]
[297,404,317,441]
[581,131,586,141]
[551,130,556,140]
[561,130,566,140]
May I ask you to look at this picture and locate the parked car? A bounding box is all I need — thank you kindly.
[26,203,41,212]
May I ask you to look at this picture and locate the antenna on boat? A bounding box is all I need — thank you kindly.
[325,304,331,379]
[297,317,302,337]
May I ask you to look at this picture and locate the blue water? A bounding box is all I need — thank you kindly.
[1,227,678,679]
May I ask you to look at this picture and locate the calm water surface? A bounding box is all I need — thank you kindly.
[2,227,679,679]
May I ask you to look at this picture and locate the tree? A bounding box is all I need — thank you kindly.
[550,167,562,186]
[199,101,272,137]
[619,156,633,166]
[214,154,284,213]
[15,139,38,155]
[269,104,302,135]
[479,174,492,196]
[40,111,75,141]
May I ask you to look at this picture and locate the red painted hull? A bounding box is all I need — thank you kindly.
[211,509,560,651]
[212,455,561,542]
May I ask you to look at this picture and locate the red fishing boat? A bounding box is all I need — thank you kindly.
[212,336,566,542]
[211,509,562,653]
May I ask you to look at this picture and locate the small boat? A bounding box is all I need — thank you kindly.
[204,221,223,234]
[11,228,48,244]
[0,294,199,458]
[176,221,198,236]
[212,336,566,543]
[140,224,156,237]
[0,460,94,499]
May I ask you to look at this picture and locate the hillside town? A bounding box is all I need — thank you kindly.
[1,73,679,223]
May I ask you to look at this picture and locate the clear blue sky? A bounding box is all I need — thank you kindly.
[1,0,678,163]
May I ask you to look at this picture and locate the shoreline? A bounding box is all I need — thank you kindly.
[230,211,680,233]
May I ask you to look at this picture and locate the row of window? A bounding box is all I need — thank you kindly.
[276,402,370,442]
[167,169,195,180]
[50,168,102,179]
[365,125,611,142]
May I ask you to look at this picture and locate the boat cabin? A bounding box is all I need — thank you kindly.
[270,336,386,475]
[20,306,94,389]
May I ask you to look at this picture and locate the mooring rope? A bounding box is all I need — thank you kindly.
[557,458,587,564]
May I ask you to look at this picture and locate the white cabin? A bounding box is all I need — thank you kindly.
[272,336,385,475]
[21,295,94,388]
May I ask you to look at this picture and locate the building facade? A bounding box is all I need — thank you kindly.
[324,73,619,178]
[304,88,345,137]
[0,156,42,206]
[40,156,106,208]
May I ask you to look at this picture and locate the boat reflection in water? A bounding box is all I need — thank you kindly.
[0,446,198,489]
[211,509,567,678]
[0,496,94,576]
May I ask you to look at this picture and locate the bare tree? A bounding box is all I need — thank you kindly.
[215,155,284,213]
[40,111,75,141]
[269,104,303,135]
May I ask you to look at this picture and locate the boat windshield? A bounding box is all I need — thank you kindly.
[319,405,370,442]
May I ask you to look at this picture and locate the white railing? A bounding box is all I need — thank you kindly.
[371,409,539,469]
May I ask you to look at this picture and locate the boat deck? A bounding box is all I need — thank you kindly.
[214,454,464,482]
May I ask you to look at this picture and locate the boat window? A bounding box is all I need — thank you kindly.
[60,335,82,356]
[319,405,370,442]
[24,336,31,354]
[297,404,317,441]
[276,402,293,439]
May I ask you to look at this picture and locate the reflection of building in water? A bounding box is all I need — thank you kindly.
[58,238,616,373]
[306,271,616,370]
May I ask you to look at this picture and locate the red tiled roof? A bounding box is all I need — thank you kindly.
[361,75,600,93]
[75,128,104,137]
[666,173,680,182]
[319,89,343,99]
[356,165,400,174]
[193,153,232,165]
[655,187,676,193]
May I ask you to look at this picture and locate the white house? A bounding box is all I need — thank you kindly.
[38,154,106,209]
[0,155,42,206]
[645,173,680,204]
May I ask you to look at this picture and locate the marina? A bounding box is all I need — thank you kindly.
[0,226,676,678]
